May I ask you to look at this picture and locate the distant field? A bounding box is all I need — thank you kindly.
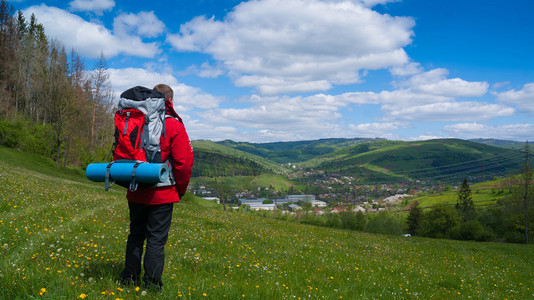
[413,180,510,209]
[1,147,533,299]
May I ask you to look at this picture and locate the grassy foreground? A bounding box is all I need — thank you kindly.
[0,147,533,299]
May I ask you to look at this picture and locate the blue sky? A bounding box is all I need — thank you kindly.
[9,0,534,142]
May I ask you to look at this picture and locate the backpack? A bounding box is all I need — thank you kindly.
[106,86,175,191]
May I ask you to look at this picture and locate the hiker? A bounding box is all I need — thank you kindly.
[120,84,194,290]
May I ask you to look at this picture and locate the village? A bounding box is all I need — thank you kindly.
[189,177,426,214]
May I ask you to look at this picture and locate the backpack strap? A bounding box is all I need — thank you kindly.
[105,161,115,191]
[123,111,130,135]
[129,161,142,192]
[140,116,150,161]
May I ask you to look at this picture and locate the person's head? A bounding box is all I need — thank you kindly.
[153,84,173,102]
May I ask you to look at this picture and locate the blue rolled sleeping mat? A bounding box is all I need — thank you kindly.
[86,161,169,191]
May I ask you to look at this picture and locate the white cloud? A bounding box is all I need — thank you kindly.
[199,66,504,141]
[23,4,159,58]
[382,101,514,121]
[348,122,407,137]
[358,0,400,7]
[194,93,408,142]
[199,93,349,142]
[203,96,340,128]
[69,0,114,15]
[235,76,332,95]
[167,0,414,95]
[184,119,240,142]
[444,123,534,141]
[113,11,165,38]
[399,68,489,98]
[106,68,221,111]
[495,82,534,113]
[333,68,495,122]
[186,62,226,78]
[389,62,423,76]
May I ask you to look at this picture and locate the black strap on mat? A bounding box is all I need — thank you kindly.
[129,162,142,192]
[105,161,115,191]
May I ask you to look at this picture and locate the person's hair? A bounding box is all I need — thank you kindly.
[153,84,173,100]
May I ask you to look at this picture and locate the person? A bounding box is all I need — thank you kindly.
[120,84,194,290]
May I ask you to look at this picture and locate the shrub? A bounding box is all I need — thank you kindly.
[0,120,23,148]
[449,220,490,241]
[301,214,326,227]
[325,213,341,228]
[420,204,459,238]
[366,213,403,235]
[20,122,55,157]
[478,208,507,237]
[0,119,56,159]
[340,211,367,231]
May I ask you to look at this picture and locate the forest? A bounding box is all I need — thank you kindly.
[0,0,115,167]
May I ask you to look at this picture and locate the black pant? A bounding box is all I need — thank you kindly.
[120,202,174,288]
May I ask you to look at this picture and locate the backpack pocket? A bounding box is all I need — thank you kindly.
[113,109,147,161]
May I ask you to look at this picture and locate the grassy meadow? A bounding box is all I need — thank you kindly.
[412,179,510,210]
[1,146,533,299]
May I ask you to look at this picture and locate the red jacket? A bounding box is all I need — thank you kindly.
[126,100,193,205]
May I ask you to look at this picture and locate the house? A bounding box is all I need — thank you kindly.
[248,203,276,211]
[288,204,301,211]
[353,206,366,213]
[308,199,327,208]
[238,198,269,205]
[287,194,316,202]
[285,195,326,207]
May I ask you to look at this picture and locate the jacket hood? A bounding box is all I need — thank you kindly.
[165,98,183,123]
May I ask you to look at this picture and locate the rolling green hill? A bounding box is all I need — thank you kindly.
[0,146,533,299]
[216,138,384,163]
[192,138,527,185]
[470,138,525,149]
[191,140,289,177]
[305,139,526,184]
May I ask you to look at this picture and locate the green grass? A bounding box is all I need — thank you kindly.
[413,179,510,209]
[251,173,296,190]
[1,148,533,299]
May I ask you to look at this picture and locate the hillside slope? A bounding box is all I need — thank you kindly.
[0,147,533,299]
[217,138,385,163]
[308,139,525,183]
[470,138,525,149]
[192,140,289,176]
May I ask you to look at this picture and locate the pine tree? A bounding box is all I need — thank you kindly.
[406,201,423,236]
[456,178,476,222]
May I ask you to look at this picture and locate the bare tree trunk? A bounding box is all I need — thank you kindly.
[63,138,69,168]
[91,100,96,147]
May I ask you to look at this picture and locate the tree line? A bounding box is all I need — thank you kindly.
[0,0,114,167]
